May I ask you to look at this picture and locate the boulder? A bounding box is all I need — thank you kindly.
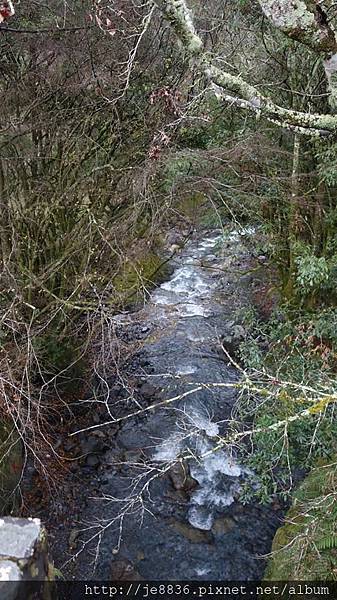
[221,321,246,354]
[0,517,53,599]
[168,461,198,492]
[110,558,143,581]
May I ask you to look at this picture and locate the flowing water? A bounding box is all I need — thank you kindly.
[70,228,282,581]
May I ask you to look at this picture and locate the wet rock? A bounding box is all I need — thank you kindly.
[206,254,217,262]
[85,454,100,468]
[169,520,213,544]
[80,434,109,455]
[223,320,245,340]
[168,461,198,492]
[188,505,214,531]
[53,437,62,450]
[99,477,110,485]
[139,383,157,401]
[63,439,77,453]
[81,465,93,478]
[91,430,106,439]
[165,489,189,503]
[104,448,123,463]
[232,324,246,339]
[116,423,150,450]
[110,385,122,397]
[211,517,236,536]
[110,559,143,581]
[221,320,246,354]
[124,450,142,464]
[166,231,184,247]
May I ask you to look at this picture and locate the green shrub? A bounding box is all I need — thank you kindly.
[238,307,337,503]
[265,460,337,580]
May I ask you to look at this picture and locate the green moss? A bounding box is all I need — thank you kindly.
[177,193,207,221]
[265,459,337,580]
[113,251,170,303]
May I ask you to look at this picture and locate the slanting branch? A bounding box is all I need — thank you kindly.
[156,0,202,54]
[154,0,337,136]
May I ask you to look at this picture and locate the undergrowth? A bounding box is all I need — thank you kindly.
[265,459,337,580]
[238,306,337,503]
[235,302,337,578]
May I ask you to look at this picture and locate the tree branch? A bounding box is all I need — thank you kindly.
[0,25,90,34]
[257,0,337,55]
[155,0,337,136]
[256,0,337,110]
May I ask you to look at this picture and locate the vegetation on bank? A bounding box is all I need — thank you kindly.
[236,279,337,578]
[265,459,337,580]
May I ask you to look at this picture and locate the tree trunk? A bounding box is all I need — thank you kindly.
[284,134,300,298]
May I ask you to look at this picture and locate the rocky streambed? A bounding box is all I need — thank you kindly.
[40,226,283,581]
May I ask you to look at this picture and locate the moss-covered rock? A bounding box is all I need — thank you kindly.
[265,459,337,580]
[112,251,171,305]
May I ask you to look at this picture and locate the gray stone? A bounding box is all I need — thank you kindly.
[69,529,80,548]
[124,450,142,463]
[212,517,236,536]
[139,383,157,400]
[0,561,22,600]
[169,461,198,492]
[116,423,150,450]
[232,324,246,339]
[0,517,52,593]
[169,520,213,544]
[110,559,143,581]
[86,454,100,467]
[0,517,41,560]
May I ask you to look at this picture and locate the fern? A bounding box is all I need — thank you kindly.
[316,535,337,551]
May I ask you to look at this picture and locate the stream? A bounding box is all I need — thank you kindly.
[60,227,283,581]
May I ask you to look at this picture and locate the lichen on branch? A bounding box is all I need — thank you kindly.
[154,0,337,135]
[257,0,337,54]
[154,0,203,55]
[257,0,337,110]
